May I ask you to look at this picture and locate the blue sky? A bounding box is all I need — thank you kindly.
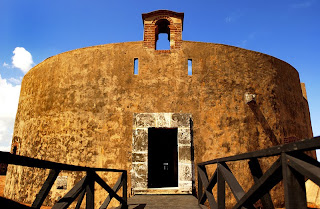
[0,0,319,155]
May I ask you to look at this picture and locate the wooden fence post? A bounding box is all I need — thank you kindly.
[86,171,95,209]
[282,153,307,209]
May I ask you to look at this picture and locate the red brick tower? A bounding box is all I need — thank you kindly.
[142,10,184,50]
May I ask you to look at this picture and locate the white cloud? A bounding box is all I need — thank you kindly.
[224,11,243,23]
[0,74,21,151]
[291,1,314,8]
[3,62,10,68]
[225,16,233,23]
[8,77,22,85]
[237,40,248,48]
[0,145,10,152]
[237,32,256,48]
[12,47,34,73]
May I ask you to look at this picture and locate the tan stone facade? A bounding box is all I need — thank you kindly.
[4,10,313,208]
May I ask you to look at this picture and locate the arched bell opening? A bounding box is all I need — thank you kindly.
[155,19,170,50]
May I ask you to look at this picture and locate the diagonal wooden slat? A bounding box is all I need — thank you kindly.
[218,162,245,201]
[207,168,218,192]
[217,164,225,209]
[198,166,204,205]
[218,162,255,209]
[282,153,307,209]
[199,167,217,205]
[198,166,213,202]
[291,152,320,168]
[93,172,127,206]
[99,173,124,209]
[198,165,218,209]
[198,165,209,204]
[32,169,60,209]
[74,189,85,209]
[233,157,282,209]
[248,158,274,209]
[287,154,320,186]
[52,175,88,209]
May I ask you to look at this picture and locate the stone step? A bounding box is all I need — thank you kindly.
[126,195,203,209]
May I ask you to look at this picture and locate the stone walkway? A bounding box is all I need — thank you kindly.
[127,195,203,209]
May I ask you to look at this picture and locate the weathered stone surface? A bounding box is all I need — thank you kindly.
[56,176,67,190]
[178,128,191,145]
[155,113,171,127]
[132,129,148,152]
[178,146,191,163]
[134,114,155,128]
[179,181,193,193]
[244,92,256,104]
[179,164,193,182]
[172,113,191,128]
[132,153,147,163]
[131,163,147,189]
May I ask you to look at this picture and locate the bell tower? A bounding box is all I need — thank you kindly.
[142,10,184,50]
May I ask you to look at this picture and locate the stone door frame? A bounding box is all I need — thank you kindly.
[131,113,193,194]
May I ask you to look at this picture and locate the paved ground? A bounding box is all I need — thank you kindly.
[127,195,203,209]
[1,177,202,209]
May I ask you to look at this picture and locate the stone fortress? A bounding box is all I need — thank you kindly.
[4,10,314,207]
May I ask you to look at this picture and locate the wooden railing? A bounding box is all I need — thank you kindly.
[0,151,128,209]
[197,136,320,209]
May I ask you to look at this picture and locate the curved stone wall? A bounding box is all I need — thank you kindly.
[4,41,312,207]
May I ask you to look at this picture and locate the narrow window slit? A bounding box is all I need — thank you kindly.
[155,19,171,50]
[188,59,192,76]
[134,58,138,75]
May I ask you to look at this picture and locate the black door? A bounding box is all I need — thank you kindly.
[148,128,178,188]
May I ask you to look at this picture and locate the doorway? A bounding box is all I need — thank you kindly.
[132,113,193,194]
[148,128,178,188]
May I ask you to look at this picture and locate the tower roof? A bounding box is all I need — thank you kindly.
[142,10,184,29]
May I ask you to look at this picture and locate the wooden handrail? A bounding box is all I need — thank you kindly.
[197,136,320,209]
[0,151,125,172]
[199,136,320,166]
[0,151,128,209]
